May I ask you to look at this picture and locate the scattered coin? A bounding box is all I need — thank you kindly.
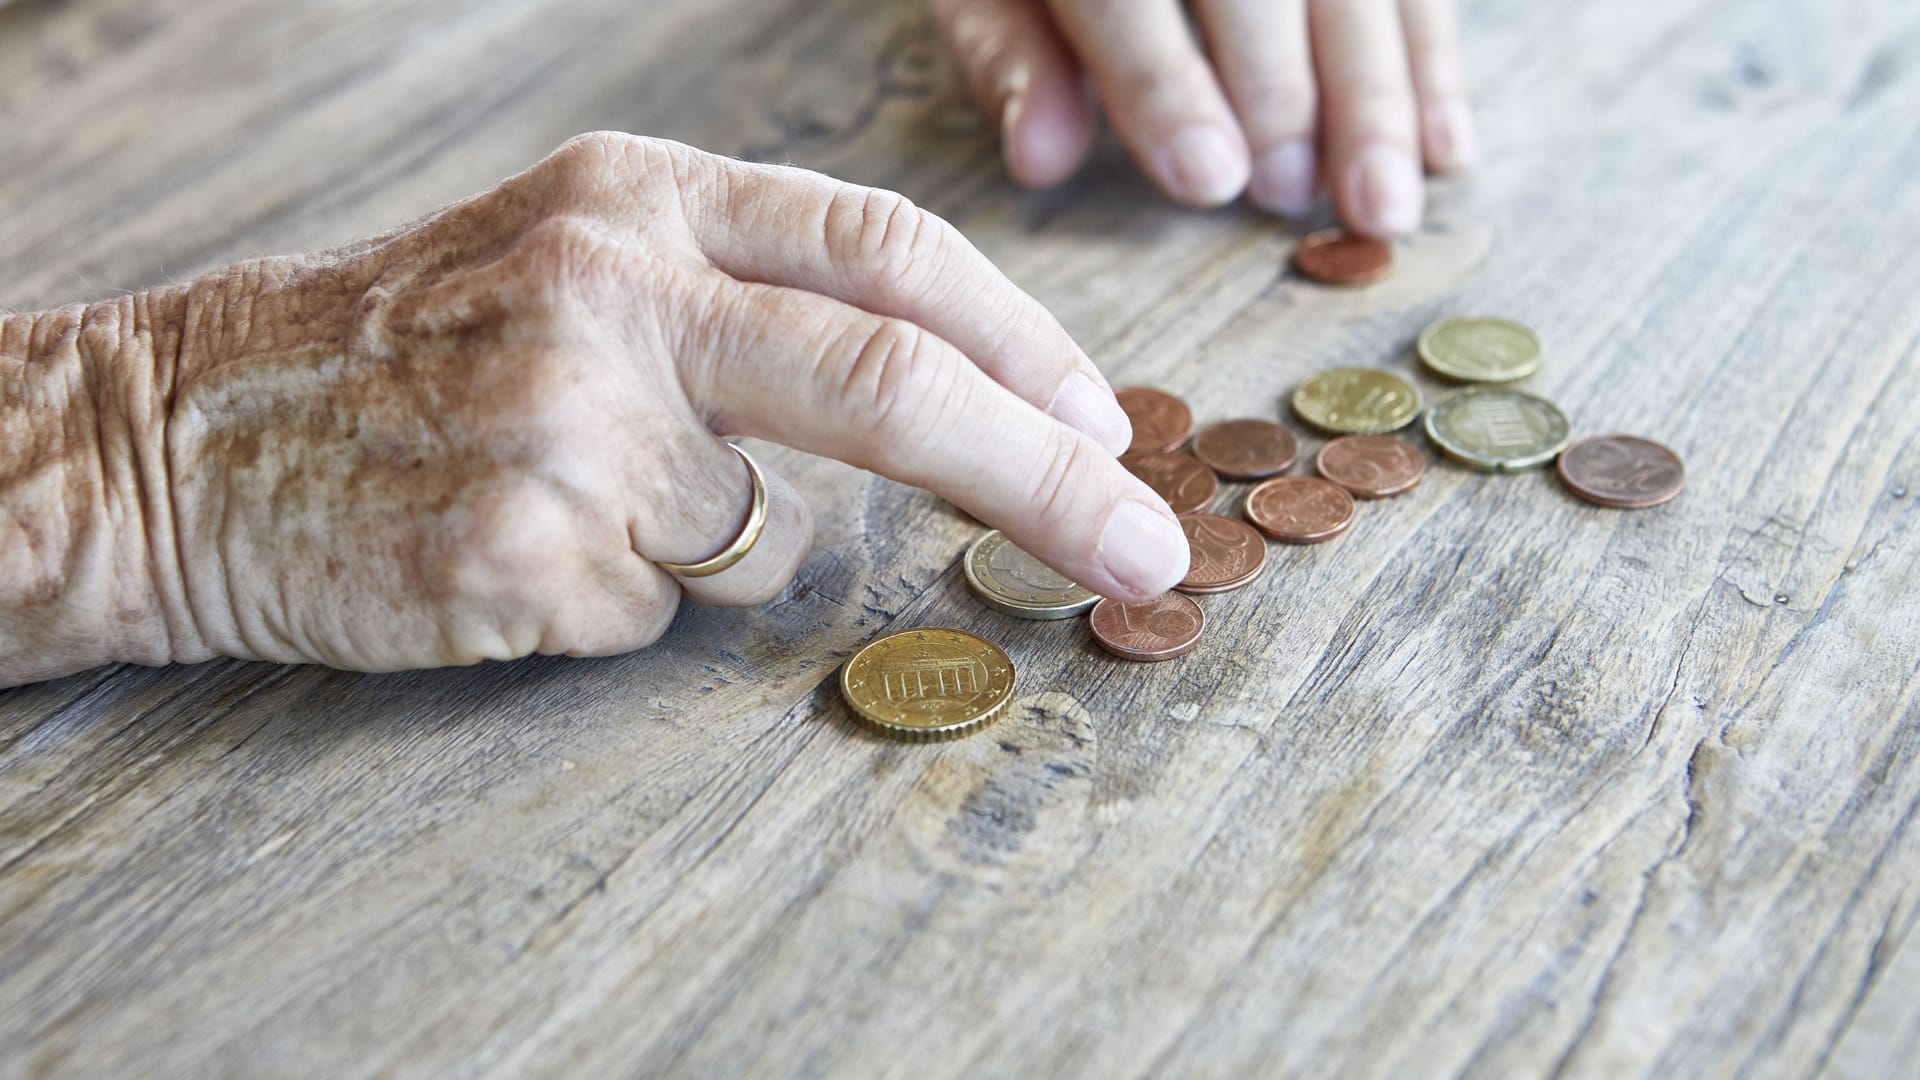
[1417,317,1543,383]
[1557,434,1686,508]
[1424,388,1573,472]
[1245,476,1356,544]
[840,628,1016,742]
[1090,592,1206,662]
[1191,419,1299,480]
[1115,387,1193,453]
[1175,515,1268,594]
[1315,435,1426,498]
[1294,229,1392,286]
[1122,450,1220,515]
[1292,367,1421,435]
[963,530,1100,619]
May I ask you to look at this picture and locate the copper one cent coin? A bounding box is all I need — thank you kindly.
[1557,434,1686,508]
[1090,592,1206,662]
[1315,435,1426,498]
[1122,450,1220,515]
[1245,476,1356,544]
[1191,419,1299,480]
[1175,514,1268,594]
[1114,386,1193,453]
[1294,229,1392,286]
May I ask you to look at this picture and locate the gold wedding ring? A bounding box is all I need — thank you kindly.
[656,443,768,578]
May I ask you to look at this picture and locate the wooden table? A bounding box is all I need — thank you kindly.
[4,0,1917,1075]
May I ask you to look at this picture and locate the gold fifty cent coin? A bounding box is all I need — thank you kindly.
[1090,593,1206,662]
[964,530,1099,620]
[840,628,1016,742]
[1292,368,1421,435]
[1424,388,1572,472]
[1418,317,1543,383]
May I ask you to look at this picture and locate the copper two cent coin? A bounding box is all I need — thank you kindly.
[1176,514,1268,594]
[1114,387,1193,453]
[1090,592,1206,662]
[1245,476,1356,544]
[1191,419,1299,480]
[1123,451,1220,515]
[1557,435,1686,508]
[1315,435,1426,498]
[1294,230,1392,286]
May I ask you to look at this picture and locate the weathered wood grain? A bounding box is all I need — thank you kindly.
[2,0,1918,1077]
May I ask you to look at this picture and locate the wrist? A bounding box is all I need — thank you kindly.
[0,288,205,685]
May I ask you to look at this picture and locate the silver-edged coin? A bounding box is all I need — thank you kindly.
[963,530,1100,620]
[1423,388,1573,472]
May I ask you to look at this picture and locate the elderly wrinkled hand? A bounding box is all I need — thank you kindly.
[931,0,1474,233]
[0,133,1191,687]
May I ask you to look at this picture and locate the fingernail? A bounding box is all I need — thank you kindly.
[1432,100,1480,170]
[1049,372,1132,456]
[1349,142,1424,237]
[1156,125,1249,207]
[1099,500,1190,598]
[1248,139,1317,218]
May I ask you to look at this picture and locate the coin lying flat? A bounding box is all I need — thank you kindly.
[1292,368,1421,435]
[1557,434,1685,508]
[1316,435,1425,498]
[1418,317,1543,383]
[1295,229,1392,286]
[1175,514,1267,594]
[1191,419,1298,480]
[840,628,1016,742]
[963,530,1099,619]
[1122,450,1220,515]
[1090,593,1206,662]
[1115,387,1193,453]
[1245,476,1355,544]
[1424,388,1572,472]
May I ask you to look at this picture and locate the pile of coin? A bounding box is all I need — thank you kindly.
[842,250,1688,741]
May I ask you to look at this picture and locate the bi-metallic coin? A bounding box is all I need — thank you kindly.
[963,530,1100,619]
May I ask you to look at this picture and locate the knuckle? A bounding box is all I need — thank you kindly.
[506,215,627,305]
[830,183,947,287]
[1024,430,1095,533]
[1236,74,1319,128]
[834,319,948,438]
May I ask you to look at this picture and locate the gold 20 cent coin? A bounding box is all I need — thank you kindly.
[1291,367,1422,435]
[1418,317,1543,383]
[840,628,1016,742]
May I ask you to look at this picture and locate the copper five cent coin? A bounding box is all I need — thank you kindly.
[1245,476,1356,544]
[1191,419,1299,480]
[1176,514,1268,594]
[1114,387,1193,453]
[1557,434,1686,508]
[1122,451,1220,515]
[1316,435,1426,498]
[1294,229,1392,286]
[1090,592,1206,662]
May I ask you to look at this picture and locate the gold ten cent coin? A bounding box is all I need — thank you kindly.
[841,628,1016,742]
[1418,317,1543,383]
[964,530,1099,620]
[1292,367,1421,435]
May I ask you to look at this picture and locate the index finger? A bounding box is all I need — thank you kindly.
[673,277,1190,602]
[657,144,1133,457]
